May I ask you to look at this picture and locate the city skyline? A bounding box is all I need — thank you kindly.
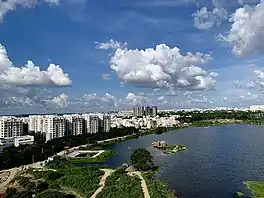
[1,0,264,114]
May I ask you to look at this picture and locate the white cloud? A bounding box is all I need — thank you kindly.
[123,92,151,106]
[192,0,228,29]
[0,0,60,22]
[219,1,264,57]
[95,39,127,50]
[110,43,216,91]
[81,93,117,108]
[0,44,71,86]
[48,94,69,108]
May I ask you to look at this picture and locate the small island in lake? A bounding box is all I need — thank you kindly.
[152,141,187,154]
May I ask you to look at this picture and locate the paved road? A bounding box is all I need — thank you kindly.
[0,168,17,193]
[90,169,115,198]
[128,171,150,198]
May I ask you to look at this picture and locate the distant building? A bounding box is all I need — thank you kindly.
[43,116,65,141]
[83,114,100,134]
[29,115,43,133]
[103,115,111,132]
[249,105,264,111]
[64,115,83,136]
[133,106,158,117]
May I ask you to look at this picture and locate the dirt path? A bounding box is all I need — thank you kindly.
[128,171,150,198]
[90,169,115,198]
[0,168,17,193]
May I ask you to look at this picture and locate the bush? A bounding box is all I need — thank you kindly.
[131,148,154,171]
[5,187,17,198]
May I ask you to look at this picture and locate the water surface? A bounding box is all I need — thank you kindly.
[104,124,264,198]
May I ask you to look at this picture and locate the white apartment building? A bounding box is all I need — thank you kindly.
[103,115,111,132]
[29,115,43,133]
[0,117,23,138]
[64,114,83,136]
[43,115,66,141]
[82,114,100,134]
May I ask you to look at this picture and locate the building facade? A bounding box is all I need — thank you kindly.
[133,106,158,117]
[43,116,65,141]
[0,117,23,138]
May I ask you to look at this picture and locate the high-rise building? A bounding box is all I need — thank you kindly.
[0,117,23,138]
[64,115,83,136]
[29,115,43,133]
[103,115,111,132]
[133,106,158,117]
[82,114,100,134]
[43,115,65,141]
[152,106,158,117]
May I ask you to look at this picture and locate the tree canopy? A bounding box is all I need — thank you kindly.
[131,148,154,171]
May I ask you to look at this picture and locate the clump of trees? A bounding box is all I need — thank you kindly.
[131,148,154,171]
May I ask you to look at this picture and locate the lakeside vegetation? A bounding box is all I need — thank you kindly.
[97,168,144,198]
[68,149,116,163]
[2,149,174,198]
[244,181,264,197]
[142,171,175,198]
[152,141,187,154]
[3,157,104,198]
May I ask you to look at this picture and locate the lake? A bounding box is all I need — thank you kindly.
[102,124,264,198]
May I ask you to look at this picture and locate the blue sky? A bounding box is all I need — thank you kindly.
[1,0,264,114]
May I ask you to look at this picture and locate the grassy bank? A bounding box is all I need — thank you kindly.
[4,158,104,198]
[97,168,144,198]
[142,171,175,198]
[69,149,116,163]
[244,181,264,197]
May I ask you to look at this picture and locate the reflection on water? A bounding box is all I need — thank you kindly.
[102,124,264,198]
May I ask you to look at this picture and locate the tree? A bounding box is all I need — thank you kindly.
[131,148,154,171]
[5,187,17,198]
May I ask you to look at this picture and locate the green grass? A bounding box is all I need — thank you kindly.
[31,164,104,198]
[69,149,116,163]
[142,171,175,198]
[96,168,144,198]
[244,181,264,198]
[58,167,103,197]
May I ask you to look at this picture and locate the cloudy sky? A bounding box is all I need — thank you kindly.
[1,0,264,114]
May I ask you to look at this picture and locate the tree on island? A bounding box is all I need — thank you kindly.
[131,148,154,171]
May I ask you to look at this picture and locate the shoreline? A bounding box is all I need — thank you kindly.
[0,121,262,172]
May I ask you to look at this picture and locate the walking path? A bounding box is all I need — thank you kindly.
[128,171,150,198]
[90,169,115,198]
[0,168,17,193]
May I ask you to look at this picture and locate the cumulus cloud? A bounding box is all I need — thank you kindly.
[47,94,69,108]
[0,44,72,86]
[95,39,127,50]
[219,1,264,57]
[80,93,117,108]
[192,0,228,29]
[123,93,151,106]
[110,43,216,91]
[0,0,60,22]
